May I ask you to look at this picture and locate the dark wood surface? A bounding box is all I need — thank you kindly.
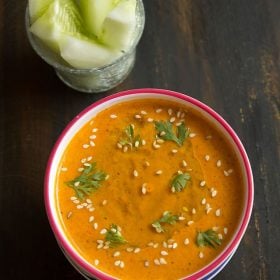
[1,0,279,279]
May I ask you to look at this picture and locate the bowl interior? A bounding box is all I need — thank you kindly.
[45,89,253,280]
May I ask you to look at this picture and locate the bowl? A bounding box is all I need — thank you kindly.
[45,88,254,279]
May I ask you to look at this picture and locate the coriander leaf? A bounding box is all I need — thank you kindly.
[177,123,190,145]
[105,224,127,247]
[66,162,107,200]
[118,124,142,150]
[171,173,191,192]
[155,121,189,146]
[196,230,222,248]
[152,211,179,233]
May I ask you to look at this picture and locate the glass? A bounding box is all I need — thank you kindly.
[25,1,145,93]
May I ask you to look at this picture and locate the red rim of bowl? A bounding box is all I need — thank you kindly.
[44,88,254,280]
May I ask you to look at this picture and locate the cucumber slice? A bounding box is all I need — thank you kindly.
[78,0,120,37]
[58,34,121,68]
[30,0,86,52]
[102,0,137,51]
[28,0,53,24]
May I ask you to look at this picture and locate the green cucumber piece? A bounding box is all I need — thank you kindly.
[78,0,120,37]
[102,0,137,51]
[30,0,86,52]
[28,0,53,24]
[58,34,121,68]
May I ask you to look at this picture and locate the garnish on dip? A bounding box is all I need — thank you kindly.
[66,162,107,200]
[152,211,179,233]
[171,173,191,193]
[105,224,127,247]
[118,124,142,150]
[196,229,222,248]
[154,121,189,146]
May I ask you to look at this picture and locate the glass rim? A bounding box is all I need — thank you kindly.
[25,0,145,74]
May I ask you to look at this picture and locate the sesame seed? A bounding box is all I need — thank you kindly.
[156,139,165,144]
[189,133,196,138]
[87,156,93,161]
[111,228,117,233]
[199,252,204,259]
[144,261,149,267]
[84,163,91,167]
[97,240,104,244]
[192,208,196,214]
[101,200,107,206]
[177,170,183,175]
[105,174,110,180]
[171,186,176,193]
[168,108,173,115]
[177,111,181,118]
[218,233,223,240]
[144,161,150,167]
[170,117,176,123]
[135,141,140,148]
[133,170,139,177]
[160,131,166,136]
[123,146,128,153]
[142,139,146,145]
[94,259,99,266]
[168,244,173,249]
[200,180,206,187]
[141,184,147,195]
[205,155,210,161]
[61,167,68,172]
[83,144,89,149]
[167,238,175,244]
[206,208,212,214]
[201,198,206,205]
[134,248,141,253]
[155,170,163,175]
[187,221,194,226]
[117,143,123,149]
[148,242,154,247]
[141,110,147,115]
[182,160,187,167]
[154,259,160,265]
[100,229,107,235]
[77,205,83,209]
[120,261,125,268]
[78,167,84,172]
[156,108,162,113]
[216,209,221,217]
[89,135,97,140]
[205,203,211,210]
[67,212,72,219]
[179,216,186,221]
[224,170,229,176]
[153,141,161,149]
[92,128,98,133]
[224,227,228,234]
[135,114,141,119]
[97,244,103,249]
[114,260,121,266]
[110,114,117,119]
[163,241,168,248]
[161,250,168,256]
[181,112,186,118]
[93,222,98,229]
[175,122,182,126]
[103,245,109,250]
[184,238,190,245]
[81,202,88,207]
[172,242,178,249]
[126,247,134,252]
[113,251,120,257]
[211,190,218,197]
[153,243,159,248]
[228,169,233,174]
[172,149,178,154]
[90,141,95,147]
[89,216,94,223]
[89,207,95,212]
[216,160,222,167]
[159,258,167,265]
[70,196,77,201]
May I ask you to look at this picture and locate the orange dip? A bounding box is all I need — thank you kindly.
[56,99,244,280]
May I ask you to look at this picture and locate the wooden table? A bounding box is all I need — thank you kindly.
[1,0,279,279]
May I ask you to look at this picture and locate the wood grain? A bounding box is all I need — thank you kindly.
[0,0,279,279]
